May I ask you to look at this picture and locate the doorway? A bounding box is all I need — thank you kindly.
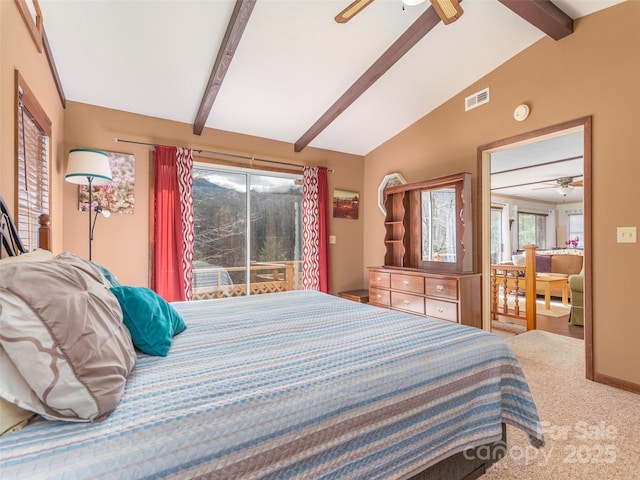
[478,117,593,379]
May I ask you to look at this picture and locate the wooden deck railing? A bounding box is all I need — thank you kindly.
[490,244,537,331]
[193,261,302,300]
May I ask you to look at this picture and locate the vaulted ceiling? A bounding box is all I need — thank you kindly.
[491,130,584,203]
[39,0,622,156]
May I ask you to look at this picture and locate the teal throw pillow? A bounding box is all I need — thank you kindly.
[110,286,186,356]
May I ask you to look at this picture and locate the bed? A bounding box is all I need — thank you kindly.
[0,202,544,479]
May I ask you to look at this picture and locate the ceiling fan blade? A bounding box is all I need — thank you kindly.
[430,0,464,25]
[335,0,374,23]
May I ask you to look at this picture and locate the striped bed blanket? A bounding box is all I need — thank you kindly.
[0,290,544,479]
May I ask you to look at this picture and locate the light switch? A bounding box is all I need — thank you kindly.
[329,235,336,244]
[617,227,637,243]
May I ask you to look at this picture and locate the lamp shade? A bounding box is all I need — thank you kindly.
[65,149,112,186]
[556,185,574,197]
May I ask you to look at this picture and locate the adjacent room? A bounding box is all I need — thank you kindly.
[1,0,638,478]
[488,128,585,339]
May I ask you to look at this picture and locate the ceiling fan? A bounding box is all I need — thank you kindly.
[533,176,584,197]
[335,0,463,24]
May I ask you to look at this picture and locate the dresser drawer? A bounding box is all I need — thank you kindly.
[391,273,424,294]
[369,271,391,289]
[426,299,458,322]
[369,287,391,307]
[391,292,425,315]
[425,277,458,300]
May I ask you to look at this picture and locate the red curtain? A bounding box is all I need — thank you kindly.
[152,146,193,302]
[302,166,331,293]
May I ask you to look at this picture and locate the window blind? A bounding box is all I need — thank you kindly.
[17,91,50,252]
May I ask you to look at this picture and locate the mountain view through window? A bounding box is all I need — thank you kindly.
[192,165,303,299]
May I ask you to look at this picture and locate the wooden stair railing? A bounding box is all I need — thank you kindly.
[490,244,538,331]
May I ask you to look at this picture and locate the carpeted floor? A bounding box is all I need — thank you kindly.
[483,330,640,479]
[491,320,526,335]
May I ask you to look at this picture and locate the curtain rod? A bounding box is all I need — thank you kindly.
[114,138,334,172]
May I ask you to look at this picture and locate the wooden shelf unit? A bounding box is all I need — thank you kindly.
[383,191,410,267]
[371,172,481,328]
[381,172,472,274]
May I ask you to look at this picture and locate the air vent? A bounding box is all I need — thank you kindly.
[465,87,490,111]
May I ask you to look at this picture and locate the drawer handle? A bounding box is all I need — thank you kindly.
[403,280,409,286]
[403,300,410,305]
[436,307,444,313]
[436,285,444,292]
[376,294,382,300]
[376,277,382,282]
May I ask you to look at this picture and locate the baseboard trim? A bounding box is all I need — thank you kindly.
[593,372,640,394]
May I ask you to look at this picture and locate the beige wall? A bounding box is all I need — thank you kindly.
[363,2,640,386]
[3,0,637,388]
[63,102,365,293]
[1,0,65,251]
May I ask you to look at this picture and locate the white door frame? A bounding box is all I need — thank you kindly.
[477,117,593,378]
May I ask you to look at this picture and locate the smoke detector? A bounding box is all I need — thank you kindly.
[514,104,530,121]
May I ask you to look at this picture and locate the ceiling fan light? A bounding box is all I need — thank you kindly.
[430,0,464,24]
[555,185,574,197]
[403,0,427,6]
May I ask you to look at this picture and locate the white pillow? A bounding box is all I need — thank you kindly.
[512,254,526,266]
[0,248,54,265]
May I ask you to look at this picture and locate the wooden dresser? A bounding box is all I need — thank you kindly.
[368,267,481,328]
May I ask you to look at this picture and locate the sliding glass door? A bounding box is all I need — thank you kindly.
[192,164,302,299]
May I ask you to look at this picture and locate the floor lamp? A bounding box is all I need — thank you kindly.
[65,149,113,261]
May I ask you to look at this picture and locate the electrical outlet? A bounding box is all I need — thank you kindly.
[616,227,637,243]
[329,235,336,244]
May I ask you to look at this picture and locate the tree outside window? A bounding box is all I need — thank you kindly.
[518,212,546,250]
[191,164,303,299]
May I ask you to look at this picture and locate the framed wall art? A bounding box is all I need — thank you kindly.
[333,189,359,219]
[78,151,135,214]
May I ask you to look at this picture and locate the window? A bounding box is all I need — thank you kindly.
[192,163,303,299]
[567,213,584,248]
[16,72,51,252]
[517,211,546,250]
[490,207,503,264]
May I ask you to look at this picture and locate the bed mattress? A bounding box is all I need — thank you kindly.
[0,290,543,479]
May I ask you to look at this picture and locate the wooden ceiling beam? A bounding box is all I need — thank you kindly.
[43,28,66,108]
[294,4,447,153]
[193,0,256,136]
[498,0,573,41]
